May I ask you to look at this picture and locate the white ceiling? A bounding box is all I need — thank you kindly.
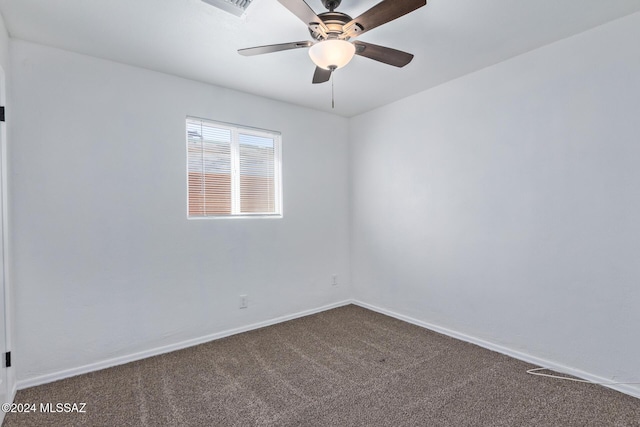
[1,0,639,117]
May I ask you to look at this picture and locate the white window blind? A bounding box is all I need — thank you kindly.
[187,118,282,218]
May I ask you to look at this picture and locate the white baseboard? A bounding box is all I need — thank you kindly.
[10,382,16,402]
[0,382,17,425]
[17,299,640,401]
[17,299,354,390]
[352,300,640,400]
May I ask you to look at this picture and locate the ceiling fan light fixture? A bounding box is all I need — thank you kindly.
[308,39,356,70]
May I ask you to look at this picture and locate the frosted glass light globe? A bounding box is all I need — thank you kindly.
[308,40,356,70]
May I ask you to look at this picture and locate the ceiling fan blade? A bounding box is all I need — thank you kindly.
[238,41,313,56]
[278,0,329,34]
[353,41,414,67]
[344,0,426,38]
[312,66,332,84]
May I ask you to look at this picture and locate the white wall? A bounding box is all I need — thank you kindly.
[8,9,640,397]
[10,40,350,383]
[350,11,640,393]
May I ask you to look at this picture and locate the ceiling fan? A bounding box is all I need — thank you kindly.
[238,0,427,84]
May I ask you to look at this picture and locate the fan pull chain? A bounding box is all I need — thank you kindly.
[331,70,337,109]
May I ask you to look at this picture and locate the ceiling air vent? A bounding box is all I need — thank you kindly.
[201,0,254,17]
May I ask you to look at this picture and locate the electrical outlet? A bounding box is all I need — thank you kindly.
[332,275,338,286]
[239,295,248,309]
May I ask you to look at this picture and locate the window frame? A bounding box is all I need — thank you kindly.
[186,116,283,219]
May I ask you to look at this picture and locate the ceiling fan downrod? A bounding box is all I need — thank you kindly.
[330,65,337,108]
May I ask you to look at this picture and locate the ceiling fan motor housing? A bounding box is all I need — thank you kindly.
[309,11,354,40]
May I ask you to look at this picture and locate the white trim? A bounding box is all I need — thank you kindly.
[352,300,640,400]
[0,65,13,411]
[17,300,353,390]
[185,116,282,219]
[0,382,17,425]
[17,299,640,401]
[187,214,283,220]
[186,116,281,136]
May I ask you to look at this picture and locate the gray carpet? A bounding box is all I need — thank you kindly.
[4,305,640,426]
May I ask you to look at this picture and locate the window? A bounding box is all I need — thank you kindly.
[186,117,282,218]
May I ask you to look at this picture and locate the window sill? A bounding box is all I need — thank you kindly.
[187,214,283,220]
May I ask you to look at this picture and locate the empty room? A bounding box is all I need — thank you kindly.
[0,0,638,425]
